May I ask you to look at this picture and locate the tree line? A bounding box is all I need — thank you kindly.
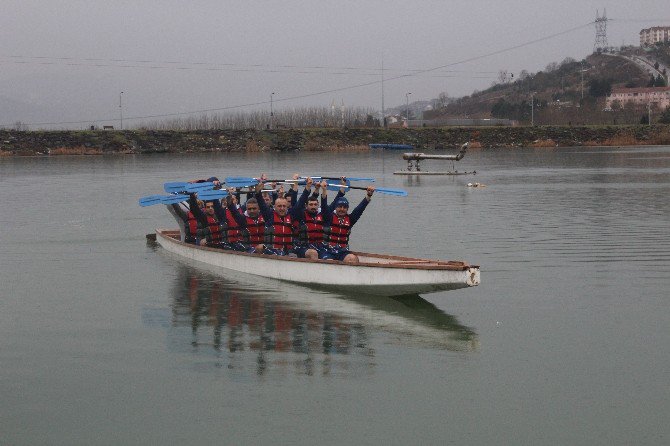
[139,106,379,130]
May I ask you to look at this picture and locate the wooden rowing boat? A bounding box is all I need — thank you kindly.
[154,229,480,297]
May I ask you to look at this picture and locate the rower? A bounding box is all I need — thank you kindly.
[165,177,220,244]
[293,178,330,260]
[166,201,198,244]
[212,192,248,251]
[323,186,375,263]
[189,194,227,249]
[255,180,296,256]
[219,194,266,253]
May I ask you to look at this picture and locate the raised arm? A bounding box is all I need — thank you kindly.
[226,197,248,227]
[188,193,206,225]
[318,180,328,210]
[349,186,374,227]
[255,181,274,222]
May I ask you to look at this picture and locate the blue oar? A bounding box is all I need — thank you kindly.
[160,194,190,205]
[224,177,273,187]
[139,193,190,206]
[164,182,188,193]
[301,176,375,182]
[138,194,168,207]
[224,177,301,187]
[164,181,217,193]
[185,182,217,193]
[197,190,229,200]
[325,183,407,197]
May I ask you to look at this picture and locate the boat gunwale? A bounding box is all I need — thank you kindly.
[155,229,478,271]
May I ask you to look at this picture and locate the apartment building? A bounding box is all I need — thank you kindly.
[640,26,670,46]
[606,86,670,109]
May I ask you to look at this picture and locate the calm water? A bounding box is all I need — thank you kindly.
[1,146,669,445]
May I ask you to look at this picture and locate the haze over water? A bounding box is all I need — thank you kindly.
[1,146,669,444]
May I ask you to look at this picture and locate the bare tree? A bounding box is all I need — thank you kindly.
[545,62,559,72]
[497,70,511,84]
[143,106,377,130]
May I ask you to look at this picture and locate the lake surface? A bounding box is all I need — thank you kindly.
[1,146,669,445]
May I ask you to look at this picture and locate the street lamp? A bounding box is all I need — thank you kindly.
[270,92,275,130]
[405,92,412,126]
[119,91,124,130]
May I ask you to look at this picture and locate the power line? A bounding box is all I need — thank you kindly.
[0,55,499,76]
[3,21,595,128]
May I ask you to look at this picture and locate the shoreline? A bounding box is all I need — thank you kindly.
[2,125,670,157]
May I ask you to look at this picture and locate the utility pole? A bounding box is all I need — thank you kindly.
[381,56,385,128]
[405,92,412,126]
[119,91,124,130]
[648,101,652,126]
[270,92,275,129]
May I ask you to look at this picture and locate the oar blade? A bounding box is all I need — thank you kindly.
[225,178,259,187]
[374,187,408,197]
[184,182,216,193]
[197,190,229,200]
[164,182,188,193]
[160,194,190,205]
[225,176,257,182]
[139,194,167,207]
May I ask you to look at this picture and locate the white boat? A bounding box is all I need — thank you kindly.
[154,229,480,297]
[394,143,476,176]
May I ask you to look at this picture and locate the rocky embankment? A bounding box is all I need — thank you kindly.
[1,126,670,156]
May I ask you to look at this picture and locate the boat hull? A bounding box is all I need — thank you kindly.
[155,229,480,296]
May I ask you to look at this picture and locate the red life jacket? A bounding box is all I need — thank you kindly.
[224,208,243,243]
[265,212,294,250]
[245,214,266,244]
[205,214,223,244]
[186,211,198,241]
[325,213,351,248]
[298,211,324,244]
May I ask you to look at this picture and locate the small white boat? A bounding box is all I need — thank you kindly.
[154,229,480,297]
[393,143,475,176]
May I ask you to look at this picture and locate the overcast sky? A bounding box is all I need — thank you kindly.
[1,0,669,129]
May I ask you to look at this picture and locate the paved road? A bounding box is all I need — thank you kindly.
[606,52,668,82]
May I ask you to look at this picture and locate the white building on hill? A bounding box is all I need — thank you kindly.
[606,87,670,109]
[640,26,670,46]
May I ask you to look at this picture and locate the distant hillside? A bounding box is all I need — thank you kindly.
[423,46,669,126]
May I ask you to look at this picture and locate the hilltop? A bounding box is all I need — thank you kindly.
[422,45,670,126]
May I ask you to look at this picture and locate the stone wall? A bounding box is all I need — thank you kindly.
[1,126,670,156]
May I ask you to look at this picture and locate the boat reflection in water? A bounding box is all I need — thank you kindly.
[143,263,478,377]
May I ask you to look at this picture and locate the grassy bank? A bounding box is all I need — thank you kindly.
[1,125,670,156]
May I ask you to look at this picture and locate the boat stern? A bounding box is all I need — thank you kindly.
[466,267,481,287]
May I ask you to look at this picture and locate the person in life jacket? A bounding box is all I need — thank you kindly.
[188,194,227,249]
[166,201,198,244]
[217,196,265,253]
[292,177,330,260]
[323,185,375,263]
[255,179,301,256]
[165,177,220,244]
[211,190,249,252]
